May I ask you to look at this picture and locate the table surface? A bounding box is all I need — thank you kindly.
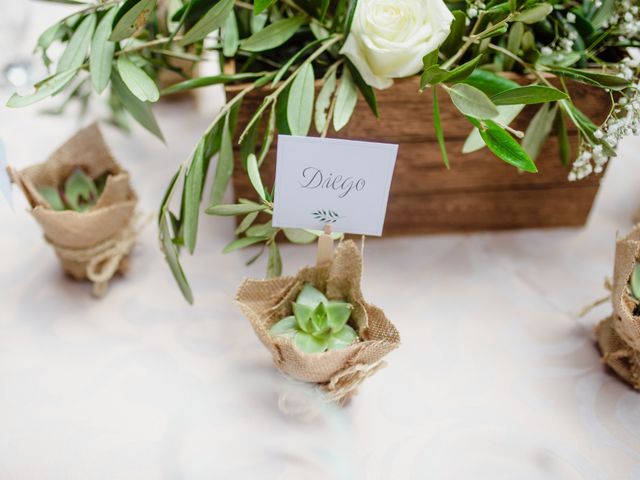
[1,4,640,479]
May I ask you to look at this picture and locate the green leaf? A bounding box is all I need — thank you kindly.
[315,66,337,134]
[240,16,306,52]
[432,87,449,169]
[205,202,266,216]
[269,316,298,336]
[555,110,571,166]
[546,66,630,90]
[272,38,323,86]
[110,0,156,42]
[37,21,61,50]
[222,10,239,57]
[236,211,259,234]
[116,55,159,102]
[522,103,557,162]
[463,69,519,97]
[209,114,234,206]
[58,13,96,72]
[490,85,568,105]
[294,331,328,353]
[179,0,234,46]
[311,302,329,333]
[515,3,553,24]
[293,302,314,332]
[463,104,524,153]
[333,68,358,131]
[297,283,327,308]
[287,63,315,136]
[560,99,615,156]
[325,301,352,333]
[467,117,538,173]
[161,72,266,95]
[420,65,449,88]
[254,0,276,15]
[182,139,206,254]
[327,324,358,350]
[246,222,278,238]
[422,48,439,68]
[283,228,317,244]
[440,10,465,55]
[631,263,640,300]
[222,236,266,253]
[64,168,97,211]
[90,8,117,93]
[504,21,524,70]
[591,0,615,29]
[447,84,499,119]
[38,186,65,211]
[247,154,266,200]
[6,70,76,108]
[160,211,194,304]
[267,241,282,278]
[442,54,484,84]
[111,70,164,140]
[347,60,379,117]
[258,107,277,164]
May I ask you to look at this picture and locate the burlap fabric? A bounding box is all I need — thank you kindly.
[596,225,640,389]
[9,123,137,293]
[236,240,401,404]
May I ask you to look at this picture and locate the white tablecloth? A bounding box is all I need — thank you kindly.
[1,4,640,479]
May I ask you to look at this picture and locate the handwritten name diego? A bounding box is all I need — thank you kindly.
[299,167,366,198]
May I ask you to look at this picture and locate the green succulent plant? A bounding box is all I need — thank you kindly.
[38,168,107,213]
[269,283,358,354]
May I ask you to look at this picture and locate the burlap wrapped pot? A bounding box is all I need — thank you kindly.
[236,240,401,404]
[596,225,640,389]
[9,123,138,296]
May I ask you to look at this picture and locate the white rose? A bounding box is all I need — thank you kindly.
[340,0,454,90]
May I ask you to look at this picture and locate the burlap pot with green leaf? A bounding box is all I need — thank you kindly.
[236,240,400,405]
[596,225,640,389]
[9,124,138,295]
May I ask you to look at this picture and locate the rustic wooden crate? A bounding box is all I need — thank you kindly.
[227,75,611,234]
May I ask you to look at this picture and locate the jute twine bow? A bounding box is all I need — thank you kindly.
[322,360,386,405]
[47,214,150,297]
[276,360,387,420]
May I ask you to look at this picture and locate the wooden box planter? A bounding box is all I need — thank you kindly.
[228,75,611,235]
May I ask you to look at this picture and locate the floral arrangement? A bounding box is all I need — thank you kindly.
[9,0,640,302]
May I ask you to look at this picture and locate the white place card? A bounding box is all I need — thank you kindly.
[0,139,13,210]
[272,135,398,236]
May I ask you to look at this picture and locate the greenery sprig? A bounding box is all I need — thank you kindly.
[10,0,640,302]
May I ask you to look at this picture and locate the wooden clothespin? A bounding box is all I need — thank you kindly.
[316,224,334,266]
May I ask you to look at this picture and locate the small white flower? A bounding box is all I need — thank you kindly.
[567,12,576,23]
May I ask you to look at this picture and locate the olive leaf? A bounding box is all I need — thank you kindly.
[333,68,358,131]
[90,8,117,93]
[447,84,499,119]
[110,0,157,42]
[116,55,160,102]
[287,63,315,136]
[240,16,307,52]
[467,117,538,173]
